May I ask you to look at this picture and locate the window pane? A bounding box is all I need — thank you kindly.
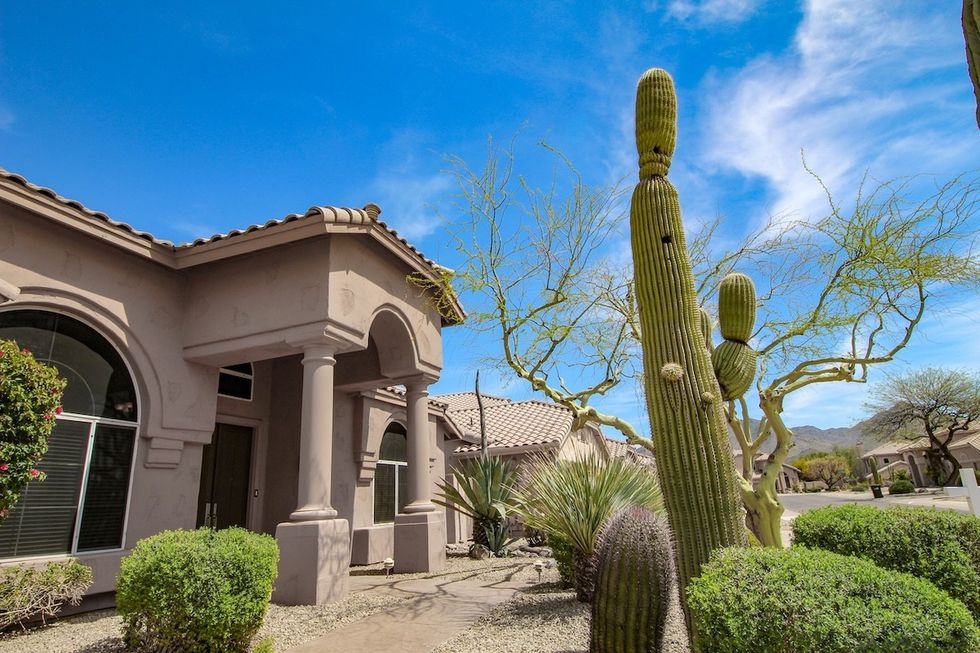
[0,310,137,421]
[76,425,136,551]
[223,363,253,376]
[217,372,252,400]
[0,420,89,557]
[379,425,407,462]
[397,466,408,515]
[374,464,395,523]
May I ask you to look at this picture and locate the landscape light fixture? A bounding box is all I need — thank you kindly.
[383,557,395,577]
[533,559,546,583]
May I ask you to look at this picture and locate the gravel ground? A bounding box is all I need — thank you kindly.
[0,553,556,653]
[432,582,589,653]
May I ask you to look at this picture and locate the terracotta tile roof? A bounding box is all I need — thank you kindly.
[452,400,574,453]
[0,167,170,246]
[430,391,512,413]
[0,166,447,271]
[949,429,980,451]
[862,441,906,458]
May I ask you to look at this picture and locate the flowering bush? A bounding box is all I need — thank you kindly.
[0,339,65,522]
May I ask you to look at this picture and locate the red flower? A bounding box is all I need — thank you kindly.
[0,464,8,472]
[43,414,53,421]
[29,469,40,478]
[21,348,29,354]
[55,406,63,415]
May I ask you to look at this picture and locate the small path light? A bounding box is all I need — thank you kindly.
[383,557,395,577]
[533,559,546,583]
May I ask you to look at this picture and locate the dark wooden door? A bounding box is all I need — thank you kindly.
[196,423,253,529]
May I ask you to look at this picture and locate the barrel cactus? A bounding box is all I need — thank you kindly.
[590,506,690,653]
[710,272,757,400]
[629,68,746,607]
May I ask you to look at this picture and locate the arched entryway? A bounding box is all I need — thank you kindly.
[0,309,139,558]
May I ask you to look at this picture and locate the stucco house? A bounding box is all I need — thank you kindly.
[0,167,467,608]
[731,450,802,493]
[862,431,980,487]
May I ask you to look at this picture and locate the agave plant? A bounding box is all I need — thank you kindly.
[514,452,663,602]
[434,454,519,554]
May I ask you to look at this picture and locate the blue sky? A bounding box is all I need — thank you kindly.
[0,1,976,432]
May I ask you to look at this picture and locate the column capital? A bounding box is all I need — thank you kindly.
[403,373,439,393]
[301,344,338,366]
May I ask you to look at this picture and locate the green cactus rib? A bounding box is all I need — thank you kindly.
[630,68,746,605]
[590,506,690,653]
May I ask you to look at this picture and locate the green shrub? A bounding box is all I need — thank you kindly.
[0,559,92,629]
[687,546,980,653]
[549,534,574,588]
[792,504,980,617]
[888,478,915,494]
[0,339,66,521]
[117,528,279,652]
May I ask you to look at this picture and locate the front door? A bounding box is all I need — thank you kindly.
[196,423,254,529]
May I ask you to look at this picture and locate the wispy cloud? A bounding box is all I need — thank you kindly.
[366,129,452,243]
[659,0,762,26]
[0,103,13,130]
[696,1,974,224]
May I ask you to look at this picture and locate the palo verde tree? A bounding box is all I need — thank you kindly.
[863,367,980,486]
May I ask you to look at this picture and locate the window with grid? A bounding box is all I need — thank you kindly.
[373,423,408,523]
[0,310,138,559]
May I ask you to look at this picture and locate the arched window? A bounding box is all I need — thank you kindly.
[0,310,139,558]
[373,423,407,523]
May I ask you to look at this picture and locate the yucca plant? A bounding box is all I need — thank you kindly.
[434,454,519,554]
[515,453,663,602]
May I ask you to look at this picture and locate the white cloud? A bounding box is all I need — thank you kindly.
[366,129,452,243]
[663,0,762,26]
[0,103,13,130]
[697,1,973,224]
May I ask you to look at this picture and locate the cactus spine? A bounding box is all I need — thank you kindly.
[711,272,757,401]
[591,507,690,653]
[629,69,746,608]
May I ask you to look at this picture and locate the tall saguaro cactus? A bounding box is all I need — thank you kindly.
[630,69,746,605]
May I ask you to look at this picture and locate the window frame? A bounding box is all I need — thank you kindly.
[217,363,254,402]
[373,423,408,524]
[0,307,141,562]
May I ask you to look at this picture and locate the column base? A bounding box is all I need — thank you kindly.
[273,518,350,605]
[393,511,446,573]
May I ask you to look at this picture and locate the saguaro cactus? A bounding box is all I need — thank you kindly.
[590,506,690,653]
[630,68,746,604]
[711,272,757,401]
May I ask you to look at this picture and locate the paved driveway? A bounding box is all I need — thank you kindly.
[780,490,969,516]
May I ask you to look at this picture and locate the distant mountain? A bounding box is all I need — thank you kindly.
[728,419,864,457]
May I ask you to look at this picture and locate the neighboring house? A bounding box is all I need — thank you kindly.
[432,392,610,542]
[862,431,980,487]
[731,451,802,493]
[0,167,465,607]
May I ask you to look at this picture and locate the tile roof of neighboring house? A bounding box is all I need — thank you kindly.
[605,437,656,467]
[949,429,980,451]
[381,386,449,408]
[430,391,512,413]
[0,166,464,323]
[452,400,574,453]
[862,441,906,458]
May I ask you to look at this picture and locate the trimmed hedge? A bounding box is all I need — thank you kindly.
[117,528,279,653]
[888,478,915,494]
[687,547,980,653]
[792,504,980,617]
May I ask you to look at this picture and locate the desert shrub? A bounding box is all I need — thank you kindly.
[549,534,574,588]
[434,454,519,553]
[849,481,869,492]
[0,339,65,521]
[687,546,980,653]
[889,478,915,494]
[0,559,92,630]
[515,453,662,602]
[792,504,980,617]
[117,528,278,653]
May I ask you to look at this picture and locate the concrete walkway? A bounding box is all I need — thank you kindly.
[285,565,528,653]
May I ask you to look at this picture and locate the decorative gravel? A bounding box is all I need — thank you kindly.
[432,582,589,653]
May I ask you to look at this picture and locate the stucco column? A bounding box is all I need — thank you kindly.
[290,344,338,521]
[403,379,436,513]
